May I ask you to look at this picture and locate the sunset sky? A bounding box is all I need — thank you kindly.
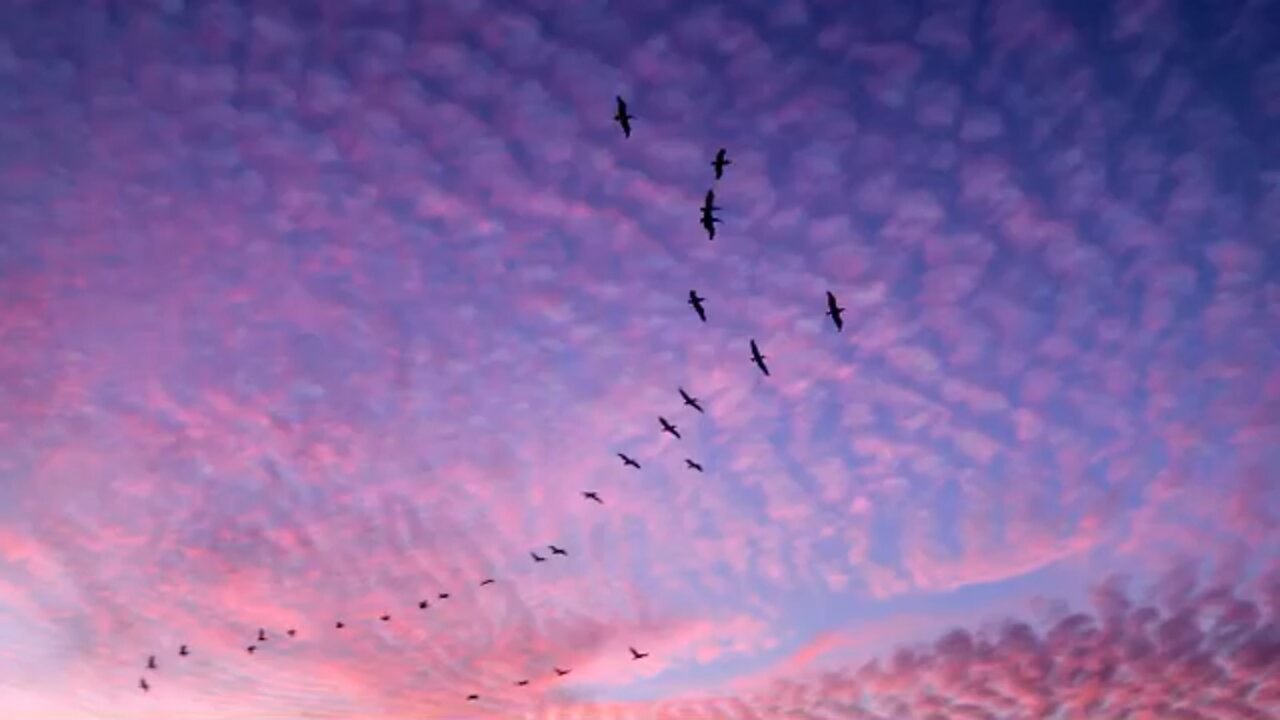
[1,0,1278,718]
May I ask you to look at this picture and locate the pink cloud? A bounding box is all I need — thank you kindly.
[1,0,1277,716]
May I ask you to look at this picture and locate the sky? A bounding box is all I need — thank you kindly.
[0,0,1278,718]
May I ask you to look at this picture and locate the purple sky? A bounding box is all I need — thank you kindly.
[1,0,1278,717]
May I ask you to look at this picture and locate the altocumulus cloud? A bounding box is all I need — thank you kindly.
[0,0,1277,718]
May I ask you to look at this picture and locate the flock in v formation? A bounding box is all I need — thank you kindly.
[134,95,849,705]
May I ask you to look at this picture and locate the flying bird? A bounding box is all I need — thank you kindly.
[685,459,704,472]
[531,551,547,563]
[438,593,450,600]
[750,339,770,377]
[139,678,149,692]
[554,667,571,676]
[613,96,634,138]
[146,655,156,670]
[549,545,568,556]
[467,693,480,702]
[700,211,721,240]
[479,578,496,586]
[711,148,731,180]
[678,387,704,412]
[380,614,391,622]
[582,491,604,504]
[418,600,429,609]
[257,629,266,642]
[825,290,845,332]
[286,629,296,637]
[629,646,650,660]
[701,189,720,215]
[246,645,257,654]
[335,621,345,629]
[178,646,189,657]
[617,452,641,469]
[659,416,681,439]
[688,290,708,322]
[514,680,529,687]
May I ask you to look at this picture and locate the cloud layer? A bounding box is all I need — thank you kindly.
[0,0,1276,717]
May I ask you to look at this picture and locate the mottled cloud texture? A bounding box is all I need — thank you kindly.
[1,0,1278,717]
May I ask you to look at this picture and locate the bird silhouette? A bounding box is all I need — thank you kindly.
[146,655,156,670]
[711,148,731,180]
[467,693,480,702]
[750,339,770,377]
[479,578,496,586]
[514,679,530,687]
[688,290,708,322]
[678,387,704,413]
[139,678,149,692]
[825,290,845,331]
[617,452,641,469]
[335,621,345,629]
[700,210,721,240]
[418,600,429,609]
[658,416,681,439]
[247,645,257,654]
[583,491,604,504]
[549,544,568,556]
[630,646,650,660]
[613,96,634,138]
[685,459,704,472]
[554,667,571,676]
[286,629,296,638]
[178,645,189,657]
[438,592,450,600]
[531,551,547,563]
[380,614,391,622]
[701,189,721,215]
[257,629,267,642]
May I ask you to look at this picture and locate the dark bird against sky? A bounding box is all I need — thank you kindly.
[678,387,704,412]
[617,452,641,469]
[700,211,720,240]
[701,189,720,215]
[825,290,845,332]
[688,290,707,322]
[613,96,634,138]
[659,416,681,439]
[750,339,770,377]
[711,148,731,180]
